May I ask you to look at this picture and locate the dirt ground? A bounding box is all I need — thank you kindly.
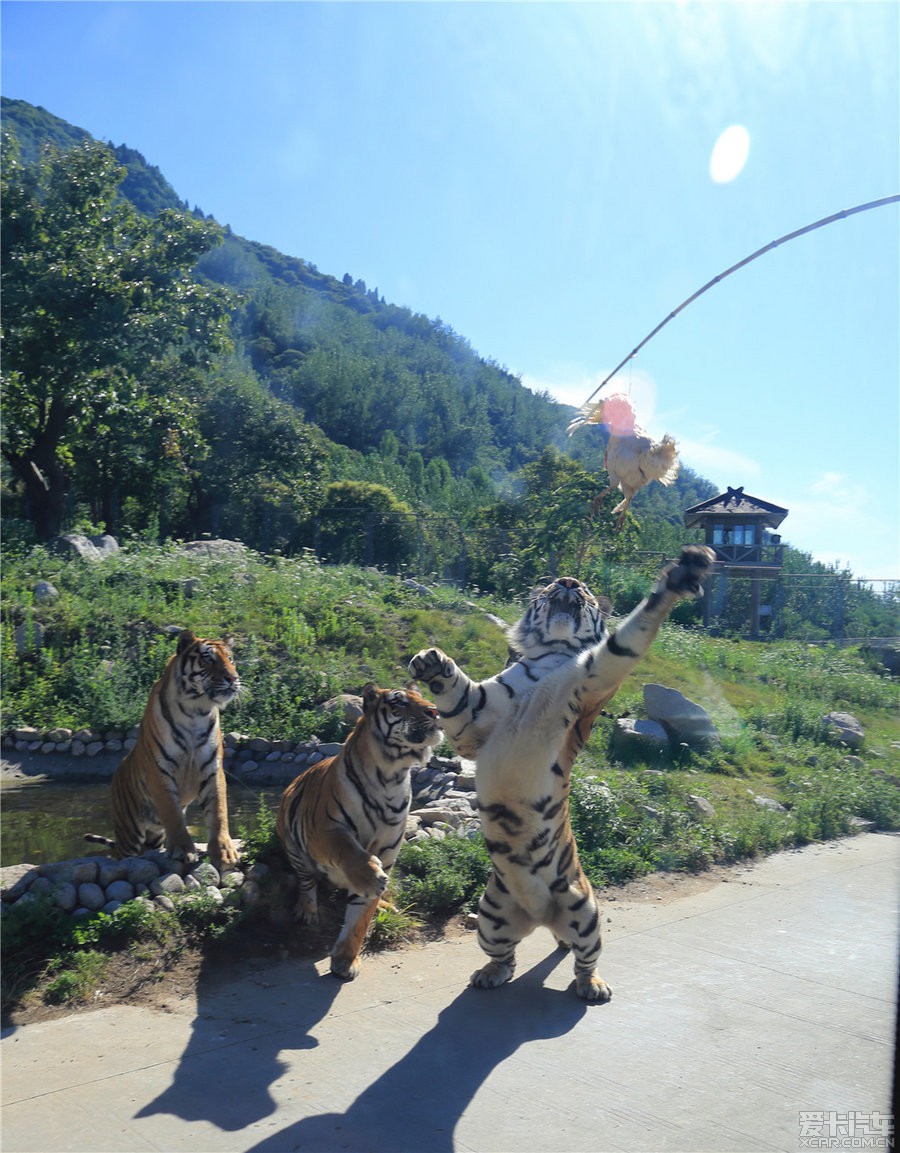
[2,863,741,1030]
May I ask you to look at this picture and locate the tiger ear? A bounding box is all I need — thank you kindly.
[176,629,198,654]
[362,682,380,711]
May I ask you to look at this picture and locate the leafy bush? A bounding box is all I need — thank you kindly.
[394,835,493,915]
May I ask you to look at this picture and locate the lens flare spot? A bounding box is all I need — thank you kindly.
[710,125,750,184]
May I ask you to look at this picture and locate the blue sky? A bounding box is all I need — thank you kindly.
[3,1,898,581]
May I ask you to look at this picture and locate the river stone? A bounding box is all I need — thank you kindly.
[41,859,99,885]
[105,880,135,903]
[78,882,107,911]
[125,858,163,886]
[28,877,55,898]
[97,859,129,887]
[101,900,123,914]
[52,882,78,912]
[190,862,220,886]
[151,873,185,897]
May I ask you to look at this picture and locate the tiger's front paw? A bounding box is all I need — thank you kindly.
[661,545,715,599]
[210,835,239,871]
[409,648,454,691]
[330,951,362,981]
[166,838,199,867]
[355,855,389,901]
[470,960,516,990]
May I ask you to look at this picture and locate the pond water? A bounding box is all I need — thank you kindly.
[0,780,285,868]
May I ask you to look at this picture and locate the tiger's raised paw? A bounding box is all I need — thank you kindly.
[470,960,516,990]
[409,648,454,691]
[661,545,715,599]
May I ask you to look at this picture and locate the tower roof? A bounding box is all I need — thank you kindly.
[684,486,788,529]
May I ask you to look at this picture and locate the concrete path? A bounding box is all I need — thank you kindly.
[2,833,897,1153]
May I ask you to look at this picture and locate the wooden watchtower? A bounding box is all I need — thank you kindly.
[683,486,788,638]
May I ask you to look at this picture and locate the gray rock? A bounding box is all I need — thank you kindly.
[610,717,671,758]
[822,712,864,750]
[77,882,107,911]
[753,795,787,813]
[51,533,102,561]
[97,859,129,887]
[180,539,247,559]
[41,859,99,885]
[415,808,462,829]
[190,862,220,887]
[644,684,719,748]
[1,864,40,901]
[105,880,135,903]
[687,794,716,818]
[15,620,44,655]
[52,882,78,913]
[319,693,364,724]
[151,873,185,897]
[101,900,123,914]
[125,858,163,886]
[33,580,60,603]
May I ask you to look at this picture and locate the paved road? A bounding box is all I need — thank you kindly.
[2,833,897,1153]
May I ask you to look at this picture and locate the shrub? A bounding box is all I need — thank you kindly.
[394,835,492,915]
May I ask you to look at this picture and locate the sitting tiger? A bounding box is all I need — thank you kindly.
[277,683,441,980]
[85,629,241,870]
[409,545,714,1001]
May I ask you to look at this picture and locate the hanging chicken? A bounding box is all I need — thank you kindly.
[567,393,680,529]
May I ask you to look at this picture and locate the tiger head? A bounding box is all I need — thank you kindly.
[175,630,242,708]
[508,577,610,659]
[361,682,442,760]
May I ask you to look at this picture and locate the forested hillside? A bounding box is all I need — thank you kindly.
[2,98,895,638]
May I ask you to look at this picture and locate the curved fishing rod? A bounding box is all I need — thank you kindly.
[577,193,900,413]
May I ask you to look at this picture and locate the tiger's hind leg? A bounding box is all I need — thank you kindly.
[330,893,381,981]
[470,870,537,991]
[282,840,322,925]
[551,886,612,1003]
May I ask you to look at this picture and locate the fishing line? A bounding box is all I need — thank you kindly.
[577,194,900,412]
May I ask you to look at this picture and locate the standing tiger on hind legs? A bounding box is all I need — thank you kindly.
[409,545,714,1001]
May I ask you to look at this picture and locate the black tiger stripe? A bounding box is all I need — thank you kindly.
[607,632,639,658]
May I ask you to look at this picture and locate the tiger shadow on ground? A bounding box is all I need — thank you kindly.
[242,946,592,1153]
[134,907,347,1134]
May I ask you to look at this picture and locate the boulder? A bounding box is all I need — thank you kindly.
[822,712,864,750]
[180,539,247,559]
[318,694,364,724]
[32,580,59,603]
[643,684,719,748]
[610,717,670,759]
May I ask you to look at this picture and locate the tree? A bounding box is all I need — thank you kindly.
[312,481,418,569]
[1,135,233,538]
